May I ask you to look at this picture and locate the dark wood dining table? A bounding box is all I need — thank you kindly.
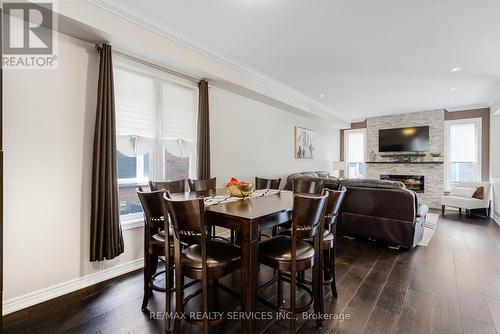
[172,189,294,334]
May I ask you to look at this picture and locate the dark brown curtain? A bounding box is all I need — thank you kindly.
[197,80,210,179]
[90,44,124,261]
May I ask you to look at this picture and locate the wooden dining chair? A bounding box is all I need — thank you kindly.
[255,177,281,190]
[187,177,217,192]
[187,177,234,241]
[255,177,283,238]
[164,195,241,334]
[136,188,173,312]
[321,187,346,296]
[279,187,346,297]
[258,193,328,332]
[149,179,186,193]
[272,178,324,238]
[292,178,324,195]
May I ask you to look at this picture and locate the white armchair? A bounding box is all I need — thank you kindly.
[441,181,491,217]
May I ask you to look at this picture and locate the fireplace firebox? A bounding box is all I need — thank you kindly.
[381,174,425,193]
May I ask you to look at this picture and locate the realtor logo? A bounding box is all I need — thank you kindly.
[2,1,58,69]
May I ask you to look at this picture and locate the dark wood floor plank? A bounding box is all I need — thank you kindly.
[332,249,398,334]
[462,315,497,334]
[430,247,462,334]
[394,288,433,334]
[486,297,500,334]
[408,244,436,295]
[362,251,413,334]
[455,256,495,325]
[298,242,383,333]
[4,214,500,334]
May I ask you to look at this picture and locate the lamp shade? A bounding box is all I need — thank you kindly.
[332,161,346,170]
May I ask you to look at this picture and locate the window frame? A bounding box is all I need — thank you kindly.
[113,60,199,226]
[444,117,482,190]
[344,128,367,178]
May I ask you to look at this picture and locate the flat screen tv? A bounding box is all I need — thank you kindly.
[379,126,429,152]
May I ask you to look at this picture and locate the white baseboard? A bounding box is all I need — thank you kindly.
[2,258,144,315]
[493,214,500,226]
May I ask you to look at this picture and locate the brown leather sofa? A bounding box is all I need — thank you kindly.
[284,173,427,248]
[338,180,427,248]
[284,171,340,190]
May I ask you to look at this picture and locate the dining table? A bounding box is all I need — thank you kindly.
[171,188,295,334]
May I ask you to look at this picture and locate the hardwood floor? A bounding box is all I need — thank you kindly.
[3,212,500,334]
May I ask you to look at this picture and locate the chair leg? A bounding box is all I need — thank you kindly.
[169,264,175,290]
[441,205,445,214]
[213,278,219,309]
[165,255,171,333]
[330,247,338,298]
[207,225,213,239]
[290,267,297,333]
[298,271,305,283]
[323,249,331,282]
[312,249,323,328]
[277,270,283,306]
[202,275,209,334]
[173,271,182,333]
[466,209,471,218]
[459,208,462,215]
[141,253,154,311]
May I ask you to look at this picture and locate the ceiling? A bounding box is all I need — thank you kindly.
[100,0,500,121]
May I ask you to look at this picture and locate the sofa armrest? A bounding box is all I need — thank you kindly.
[416,204,429,218]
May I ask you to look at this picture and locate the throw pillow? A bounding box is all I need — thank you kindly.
[450,186,476,198]
[472,186,485,200]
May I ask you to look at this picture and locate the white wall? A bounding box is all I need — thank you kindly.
[490,108,500,221]
[2,34,341,313]
[3,33,143,312]
[210,87,340,187]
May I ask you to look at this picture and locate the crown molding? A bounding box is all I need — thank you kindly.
[491,93,500,115]
[88,0,346,122]
[446,104,491,112]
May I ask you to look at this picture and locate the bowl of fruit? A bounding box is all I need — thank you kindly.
[225,177,254,197]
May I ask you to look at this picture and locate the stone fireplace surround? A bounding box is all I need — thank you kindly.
[365,110,445,208]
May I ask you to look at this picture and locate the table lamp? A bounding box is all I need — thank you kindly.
[332,161,346,179]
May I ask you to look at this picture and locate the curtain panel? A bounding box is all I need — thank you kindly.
[90,44,124,261]
[197,80,210,179]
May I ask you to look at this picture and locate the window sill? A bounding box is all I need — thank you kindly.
[121,218,144,231]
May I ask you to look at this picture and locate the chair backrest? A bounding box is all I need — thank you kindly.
[323,187,347,226]
[292,178,324,195]
[453,181,492,200]
[188,177,217,192]
[149,179,186,193]
[255,177,281,190]
[164,195,206,245]
[136,188,166,229]
[291,193,328,240]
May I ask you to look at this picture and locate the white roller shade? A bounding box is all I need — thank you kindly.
[347,131,365,163]
[449,122,477,162]
[161,82,197,141]
[114,68,157,137]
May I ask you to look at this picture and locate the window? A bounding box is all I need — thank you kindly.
[114,64,198,223]
[345,129,366,178]
[445,118,481,189]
